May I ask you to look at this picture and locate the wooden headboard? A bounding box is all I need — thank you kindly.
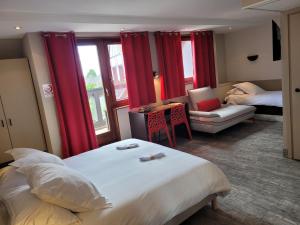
[251,79,282,91]
[224,79,282,91]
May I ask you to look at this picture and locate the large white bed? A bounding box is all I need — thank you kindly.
[1,139,231,225]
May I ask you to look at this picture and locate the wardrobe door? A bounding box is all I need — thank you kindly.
[0,97,13,163]
[289,12,300,160]
[0,59,46,150]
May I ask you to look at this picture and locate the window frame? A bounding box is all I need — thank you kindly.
[102,38,129,108]
[77,37,129,109]
[181,35,194,85]
[76,38,120,144]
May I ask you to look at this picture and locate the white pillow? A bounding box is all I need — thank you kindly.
[226,88,246,95]
[0,166,28,191]
[1,185,81,225]
[18,163,110,212]
[7,149,65,168]
[5,148,44,160]
[233,82,265,95]
[0,167,81,225]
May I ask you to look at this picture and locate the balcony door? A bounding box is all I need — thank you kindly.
[77,39,127,145]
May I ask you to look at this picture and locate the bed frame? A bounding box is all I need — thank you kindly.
[251,79,282,91]
[254,105,283,115]
[166,194,218,225]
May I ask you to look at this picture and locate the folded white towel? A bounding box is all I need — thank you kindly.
[116,143,139,150]
[139,153,166,162]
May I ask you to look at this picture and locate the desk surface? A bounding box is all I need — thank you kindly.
[130,103,183,114]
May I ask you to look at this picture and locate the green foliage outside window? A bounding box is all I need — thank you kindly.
[85,69,102,91]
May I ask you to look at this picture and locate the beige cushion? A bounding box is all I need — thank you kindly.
[226,88,246,95]
[188,87,216,110]
[233,82,265,95]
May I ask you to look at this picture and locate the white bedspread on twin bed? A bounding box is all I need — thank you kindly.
[225,91,283,107]
[64,139,231,225]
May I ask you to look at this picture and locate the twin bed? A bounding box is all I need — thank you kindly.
[225,82,283,115]
[0,139,231,225]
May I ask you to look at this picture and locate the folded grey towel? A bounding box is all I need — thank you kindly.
[116,143,139,150]
[139,153,166,162]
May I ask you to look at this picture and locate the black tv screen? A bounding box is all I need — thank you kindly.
[272,20,281,61]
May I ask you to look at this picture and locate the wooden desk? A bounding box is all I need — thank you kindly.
[129,103,190,141]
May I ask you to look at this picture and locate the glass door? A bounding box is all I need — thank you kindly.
[106,43,128,107]
[77,42,118,145]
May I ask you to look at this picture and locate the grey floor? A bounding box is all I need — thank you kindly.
[174,120,300,225]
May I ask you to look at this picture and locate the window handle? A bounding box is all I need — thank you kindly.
[8,119,12,126]
[105,88,110,96]
[0,119,4,128]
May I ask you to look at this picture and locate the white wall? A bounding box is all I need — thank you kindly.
[215,34,227,83]
[148,32,159,72]
[115,107,132,140]
[23,33,62,156]
[224,19,282,81]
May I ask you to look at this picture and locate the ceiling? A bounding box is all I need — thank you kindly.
[0,0,299,38]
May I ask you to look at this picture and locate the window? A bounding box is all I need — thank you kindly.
[77,39,126,143]
[181,38,193,83]
[107,44,128,103]
[77,45,110,135]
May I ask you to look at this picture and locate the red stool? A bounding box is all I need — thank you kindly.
[147,110,173,147]
[170,104,192,146]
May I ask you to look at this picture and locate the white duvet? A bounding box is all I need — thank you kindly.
[225,91,283,107]
[64,139,231,225]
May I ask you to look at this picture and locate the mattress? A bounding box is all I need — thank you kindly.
[64,139,231,225]
[225,91,283,107]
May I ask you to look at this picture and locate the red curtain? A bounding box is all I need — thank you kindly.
[43,32,98,158]
[191,31,217,88]
[155,32,185,100]
[120,32,156,108]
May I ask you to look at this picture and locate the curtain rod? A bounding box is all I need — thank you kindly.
[43,33,68,37]
[121,32,147,37]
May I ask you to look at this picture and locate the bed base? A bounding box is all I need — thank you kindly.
[165,194,218,225]
[254,105,282,115]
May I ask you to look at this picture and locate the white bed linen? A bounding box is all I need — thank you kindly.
[225,91,282,107]
[64,139,231,225]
